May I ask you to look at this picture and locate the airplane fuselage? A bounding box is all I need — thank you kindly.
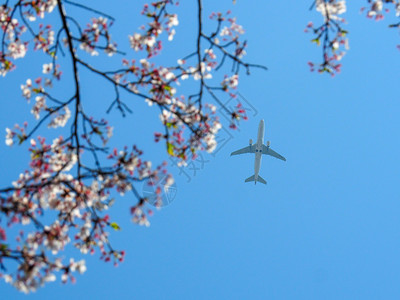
[253,120,265,184]
[230,119,285,185]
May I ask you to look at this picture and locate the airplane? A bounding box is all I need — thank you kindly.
[230,120,286,185]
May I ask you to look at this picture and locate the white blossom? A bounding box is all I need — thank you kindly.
[168,28,176,41]
[42,63,53,74]
[48,106,71,128]
[129,33,142,51]
[7,41,27,59]
[21,79,32,100]
[79,42,99,56]
[4,275,13,283]
[220,17,244,37]
[140,58,151,70]
[145,99,154,106]
[367,1,383,17]
[69,259,87,274]
[43,274,56,283]
[31,96,47,119]
[105,43,117,56]
[167,14,179,27]
[144,36,156,48]
[221,74,239,88]
[5,128,14,146]
[316,0,346,21]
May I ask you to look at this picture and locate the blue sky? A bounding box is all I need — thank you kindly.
[1,0,400,299]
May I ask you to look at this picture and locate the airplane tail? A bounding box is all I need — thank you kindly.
[244,175,267,185]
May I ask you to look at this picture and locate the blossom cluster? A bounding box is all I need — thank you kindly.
[316,0,346,21]
[0,134,169,291]
[0,1,58,76]
[0,6,26,76]
[361,0,400,20]
[5,122,28,146]
[0,0,258,293]
[33,24,55,53]
[79,17,117,56]
[362,1,400,50]
[129,1,179,57]
[307,0,349,76]
[108,8,251,164]
[308,0,400,75]
[157,100,222,161]
[209,11,247,60]
[21,0,57,21]
[20,72,64,123]
[220,17,245,40]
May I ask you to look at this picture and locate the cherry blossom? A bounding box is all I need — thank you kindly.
[42,63,53,74]
[0,0,266,293]
[220,17,245,37]
[7,41,28,59]
[47,106,71,128]
[308,0,399,75]
[316,0,346,21]
[79,17,117,57]
[221,74,239,90]
[307,0,349,75]
[31,95,47,120]
[2,0,396,293]
[33,24,55,53]
[366,1,384,19]
[5,128,15,146]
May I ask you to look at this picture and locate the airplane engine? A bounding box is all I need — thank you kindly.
[266,141,270,147]
[249,139,253,145]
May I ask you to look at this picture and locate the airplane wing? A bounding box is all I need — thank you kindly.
[230,145,255,156]
[262,144,286,161]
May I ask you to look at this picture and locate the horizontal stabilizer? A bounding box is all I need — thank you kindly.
[257,175,267,184]
[244,175,267,185]
[245,175,255,182]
